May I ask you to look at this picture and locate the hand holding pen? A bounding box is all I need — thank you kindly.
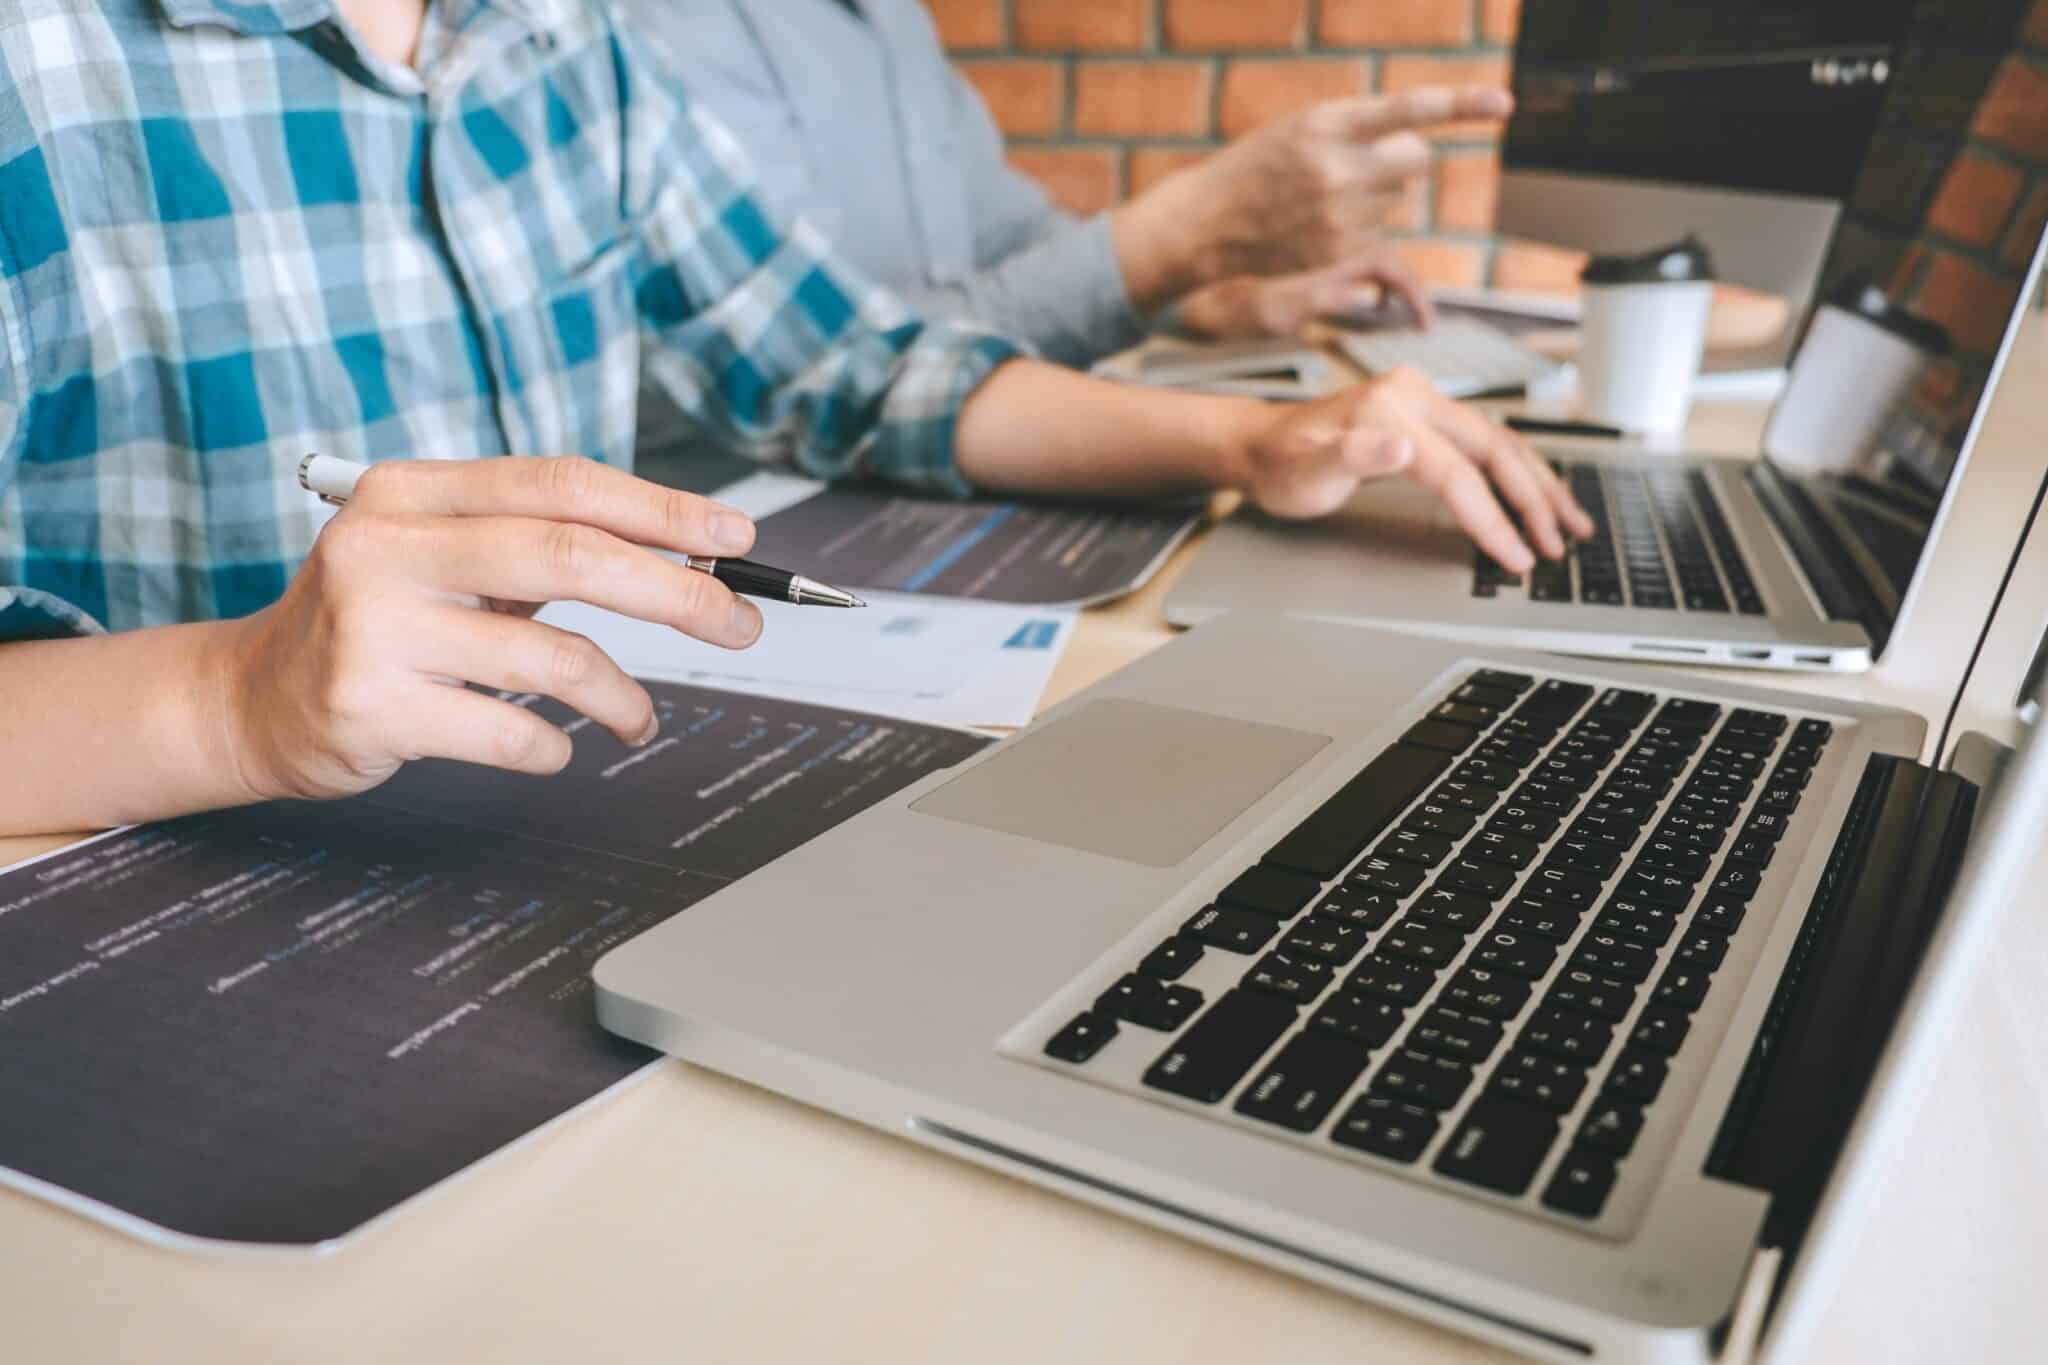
[214,455,818,806]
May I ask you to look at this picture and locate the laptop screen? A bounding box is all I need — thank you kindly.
[1768,0,2048,633]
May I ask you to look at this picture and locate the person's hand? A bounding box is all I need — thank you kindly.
[1174,249,1436,341]
[1115,87,1512,304]
[219,456,763,802]
[1233,369,1595,573]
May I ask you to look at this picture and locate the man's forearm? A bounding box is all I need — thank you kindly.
[1,620,257,836]
[952,359,1263,497]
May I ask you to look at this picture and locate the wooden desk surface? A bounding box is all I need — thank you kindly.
[6,338,2047,1365]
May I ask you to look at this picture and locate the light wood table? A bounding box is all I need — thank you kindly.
[5,326,2046,1365]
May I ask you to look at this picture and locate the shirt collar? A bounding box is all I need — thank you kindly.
[155,0,570,38]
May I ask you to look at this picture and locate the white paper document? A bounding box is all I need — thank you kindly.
[537,591,1076,730]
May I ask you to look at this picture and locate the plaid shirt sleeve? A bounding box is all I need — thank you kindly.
[0,265,96,642]
[618,35,1027,497]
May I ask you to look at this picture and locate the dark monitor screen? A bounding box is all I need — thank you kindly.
[1777,0,2048,637]
[1503,0,1918,198]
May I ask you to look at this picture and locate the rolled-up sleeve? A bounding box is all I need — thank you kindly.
[622,41,1021,497]
[0,269,102,643]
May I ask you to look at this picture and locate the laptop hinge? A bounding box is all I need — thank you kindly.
[1703,754,1979,1307]
[1745,463,1887,646]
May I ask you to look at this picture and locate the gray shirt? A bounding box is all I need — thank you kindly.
[618,0,1146,368]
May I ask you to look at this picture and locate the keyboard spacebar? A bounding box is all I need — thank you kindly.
[1265,743,1451,879]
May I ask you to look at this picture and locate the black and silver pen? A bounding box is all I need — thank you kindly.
[298,454,866,609]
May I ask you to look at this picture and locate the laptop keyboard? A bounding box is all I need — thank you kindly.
[1474,464,1767,616]
[1038,668,1833,1224]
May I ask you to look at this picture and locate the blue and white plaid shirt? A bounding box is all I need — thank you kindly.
[0,0,1022,641]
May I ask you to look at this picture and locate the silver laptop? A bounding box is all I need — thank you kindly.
[595,591,2045,1361]
[1165,31,2048,676]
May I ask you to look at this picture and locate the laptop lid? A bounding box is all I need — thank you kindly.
[1752,0,2048,652]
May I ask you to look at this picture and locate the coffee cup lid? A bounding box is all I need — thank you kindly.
[1580,236,1716,286]
[1823,275,1950,354]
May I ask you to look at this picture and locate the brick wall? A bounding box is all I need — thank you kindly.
[925,0,1587,292]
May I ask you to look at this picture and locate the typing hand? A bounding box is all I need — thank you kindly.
[1174,249,1436,342]
[1237,369,1595,574]
[221,456,762,801]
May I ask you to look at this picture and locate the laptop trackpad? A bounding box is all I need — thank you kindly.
[912,700,1330,868]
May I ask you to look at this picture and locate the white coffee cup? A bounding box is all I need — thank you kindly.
[1577,238,1716,435]
[1764,280,1949,475]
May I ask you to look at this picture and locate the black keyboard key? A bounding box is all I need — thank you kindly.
[1310,995,1407,1049]
[1314,884,1403,931]
[1628,1005,1690,1056]
[1605,1047,1669,1103]
[1348,960,1436,1007]
[1144,990,1297,1104]
[1470,931,1556,979]
[1521,680,1596,721]
[1793,718,1834,746]
[1452,681,1520,711]
[1544,838,1621,878]
[1519,1006,1613,1064]
[1244,951,1332,1006]
[1476,736,1545,767]
[1499,903,1582,943]
[1430,778,1502,814]
[1453,758,1522,791]
[1508,780,1581,815]
[1266,743,1451,879]
[1570,812,1641,848]
[1490,1054,1587,1112]
[1656,699,1722,731]
[1617,869,1697,909]
[1727,708,1788,737]
[1577,1098,1644,1155]
[1380,919,1465,969]
[1631,841,1710,881]
[1543,1146,1618,1218]
[1377,829,1455,868]
[1522,866,1603,908]
[1433,702,1498,729]
[1097,973,1165,1023]
[1591,688,1658,726]
[1235,1032,1372,1131]
[1406,802,1478,839]
[1183,904,1279,954]
[1409,887,1493,933]
[1044,1011,1118,1064]
[1281,914,1374,966]
[1372,1048,1474,1110]
[1466,830,1538,870]
[1529,559,1572,602]
[1441,859,1517,900]
[1674,932,1727,971]
[1653,965,1712,1012]
[1351,857,1427,898]
[1434,1096,1559,1195]
[1441,967,1531,1020]
[1756,784,1803,815]
[1409,1007,1503,1065]
[1690,898,1746,937]
[1332,1096,1440,1163]
[1138,936,1203,981]
[1546,969,1637,1021]
[1485,806,1561,842]
[1470,670,1536,694]
[1709,865,1764,903]
[1571,934,1656,983]
[1405,719,1482,755]
[1220,864,1323,918]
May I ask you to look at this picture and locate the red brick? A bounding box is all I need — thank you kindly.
[1972,58,2048,156]
[1072,62,1213,138]
[1392,239,1484,288]
[1928,153,2025,248]
[2002,182,2048,269]
[1015,0,1149,52]
[1491,241,1588,294]
[923,0,1003,50]
[1481,0,1522,45]
[1913,250,2019,355]
[1218,58,1371,137]
[1379,55,1514,141]
[1128,145,1212,196]
[1163,0,1306,50]
[1319,0,1473,48]
[1435,149,1500,233]
[958,61,1064,139]
[1009,147,1123,215]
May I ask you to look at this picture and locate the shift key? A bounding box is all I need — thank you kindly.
[1145,990,1298,1104]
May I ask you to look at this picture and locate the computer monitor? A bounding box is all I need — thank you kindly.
[1496,0,1919,347]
